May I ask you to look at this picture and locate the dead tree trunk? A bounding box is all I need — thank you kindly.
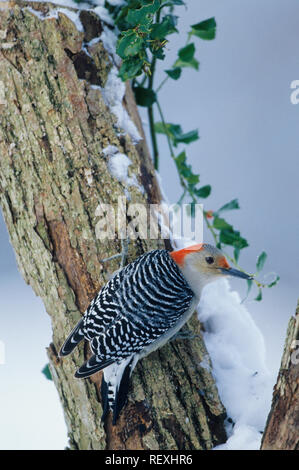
[261,302,299,450]
[0,1,227,449]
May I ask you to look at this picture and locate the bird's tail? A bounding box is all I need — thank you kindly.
[59,318,85,357]
[101,356,135,425]
[74,354,114,378]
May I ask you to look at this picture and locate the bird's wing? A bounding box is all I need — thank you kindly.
[59,317,85,356]
[82,250,194,364]
[75,250,194,425]
[82,253,140,340]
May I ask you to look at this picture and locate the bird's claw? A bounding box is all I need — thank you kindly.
[100,237,130,269]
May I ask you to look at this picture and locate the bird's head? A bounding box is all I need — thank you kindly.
[170,243,252,296]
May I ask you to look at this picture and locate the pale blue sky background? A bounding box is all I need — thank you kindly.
[0,0,298,449]
[147,0,299,370]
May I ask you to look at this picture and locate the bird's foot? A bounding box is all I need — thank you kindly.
[100,237,130,268]
[120,237,129,268]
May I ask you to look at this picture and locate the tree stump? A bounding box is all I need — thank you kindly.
[261,302,299,450]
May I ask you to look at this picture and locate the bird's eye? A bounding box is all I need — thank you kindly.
[205,256,214,265]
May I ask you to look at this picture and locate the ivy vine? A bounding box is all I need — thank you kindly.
[102,0,279,300]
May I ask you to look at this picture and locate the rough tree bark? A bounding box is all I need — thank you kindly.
[261,302,299,450]
[0,1,227,449]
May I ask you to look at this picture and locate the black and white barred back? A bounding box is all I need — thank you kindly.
[60,249,195,424]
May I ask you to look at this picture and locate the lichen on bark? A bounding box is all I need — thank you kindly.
[0,1,227,449]
[261,302,299,450]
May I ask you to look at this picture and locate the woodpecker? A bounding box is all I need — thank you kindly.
[60,243,251,424]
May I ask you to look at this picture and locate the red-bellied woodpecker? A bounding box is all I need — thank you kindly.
[60,243,252,424]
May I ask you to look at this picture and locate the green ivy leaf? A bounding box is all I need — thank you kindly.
[154,121,176,137]
[255,288,263,301]
[216,199,240,214]
[220,229,248,249]
[246,279,253,295]
[125,0,160,26]
[150,14,178,39]
[268,275,280,288]
[175,149,187,165]
[154,122,198,146]
[187,174,200,185]
[42,364,52,381]
[117,31,144,58]
[194,185,211,198]
[178,43,195,62]
[175,129,199,145]
[256,251,267,272]
[165,67,181,80]
[174,43,199,70]
[150,45,166,60]
[234,247,240,262]
[174,57,199,70]
[175,151,199,186]
[213,216,232,231]
[133,86,157,107]
[119,57,144,81]
[241,278,253,302]
[190,17,216,40]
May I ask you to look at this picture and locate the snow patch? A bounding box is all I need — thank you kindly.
[198,278,274,450]
[106,0,126,6]
[26,6,84,32]
[84,168,93,186]
[108,153,132,183]
[100,68,141,143]
[58,8,84,31]
[25,0,103,9]
[199,354,211,372]
[88,25,140,143]
[215,424,263,451]
[99,27,121,65]
[155,170,169,204]
[103,145,143,193]
[93,6,114,26]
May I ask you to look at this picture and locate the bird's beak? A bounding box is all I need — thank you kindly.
[220,267,253,280]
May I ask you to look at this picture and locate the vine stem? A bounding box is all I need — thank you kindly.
[155,99,174,158]
[148,105,159,170]
[156,98,189,194]
[156,75,169,93]
[156,98,218,242]
[147,8,161,170]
